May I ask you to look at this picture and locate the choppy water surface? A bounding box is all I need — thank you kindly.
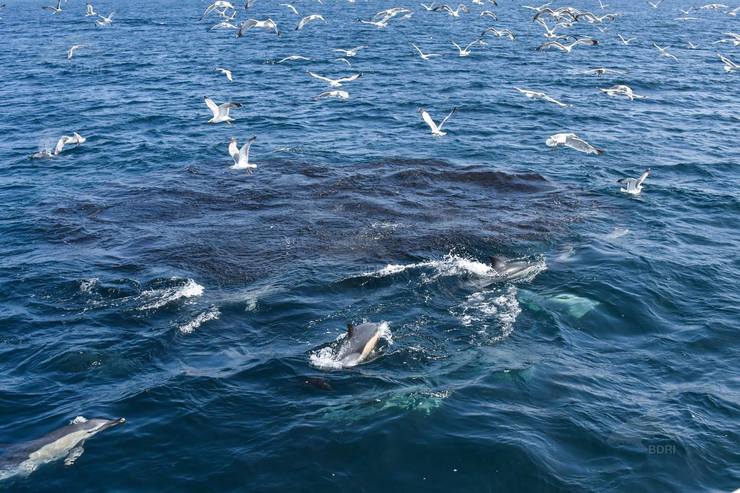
[1,0,739,491]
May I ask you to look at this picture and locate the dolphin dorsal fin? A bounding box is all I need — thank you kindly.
[490,256,506,270]
[346,324,354,337]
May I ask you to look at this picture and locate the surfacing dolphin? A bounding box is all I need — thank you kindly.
[0,416,125,481]
[338,322,383,367]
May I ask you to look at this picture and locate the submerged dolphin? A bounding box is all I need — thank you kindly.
[0,416,125,481]
[338,322,382,367]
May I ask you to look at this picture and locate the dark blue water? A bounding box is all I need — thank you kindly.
[1,0,739,491]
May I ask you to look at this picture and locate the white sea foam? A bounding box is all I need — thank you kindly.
[179,306,220,334]
[138,279,204,311]
[70,416,88,424]
[455,286,521,341]
[79,278,98,293]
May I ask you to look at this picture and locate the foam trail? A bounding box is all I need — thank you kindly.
[179,306,220,334]
[138,279,204,311]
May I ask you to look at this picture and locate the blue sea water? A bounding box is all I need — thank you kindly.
[1,0,739,491]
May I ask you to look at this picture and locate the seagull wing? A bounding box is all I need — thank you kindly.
[438,107,457,129]
[336,73,361,83]
[239,137,256,165]
[280,3,299,15]
[308,71,333,84]
[420,110,440,133]
[565,135,602,154]
[204,97,220,117]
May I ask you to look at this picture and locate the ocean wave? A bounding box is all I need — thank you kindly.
[138,279,204,311]
[178,306,220,335]
[453,286,522,342]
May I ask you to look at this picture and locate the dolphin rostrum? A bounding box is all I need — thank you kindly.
[0,416,125,481]
[339,322,383,367]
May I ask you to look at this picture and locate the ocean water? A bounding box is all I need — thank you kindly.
[1,0,739,491]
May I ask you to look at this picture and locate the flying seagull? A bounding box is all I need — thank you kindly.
[237,18,279,36]
[215,67,233,81]
[280,3,300,15]
[718,53,738,72]
[418,107,457,136]
[307,72,362,87]
[618,169,650,195]
[276,55,311,63]
[653,43,678,61]
[204,96,242,123]
[201,1,235,20]
[228,137,257,170]
[86,2,96,16]
[514,87,569,107]
[538,38,598,53]
[53,132,86,156]
[546,133,603,155]
[96,12,114,26]
[600,84,646,100]
[412,43,441,60]
[333,45,367,57]
[42,0,63,14]
[67,45,85,60]
[452,40,481,56]
[617,34,635,45]
[296,14,325,30]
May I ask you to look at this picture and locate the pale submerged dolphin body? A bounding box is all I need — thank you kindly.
[0,416,125,481]
[489,256,542,281]
[338,322,383,367]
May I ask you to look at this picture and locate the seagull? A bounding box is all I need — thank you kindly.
[418,107,457,137]
[42,0,64,14]
[700,3,729,9]
[53,132,86,156]
[333,45,367,57]
[237,18,279,36]
[412,43,441,60]
[647,0,662,7]
[280,3,300,15]
[523,2,552,12]
[618,169,650,195]
[480,10,497,19]
[728,6,740,16]
[335,57,352,67]
[276,55,311,63]
[481,27,516,41]
[296,14,325,30]
[96,12,114,26]
[687,41,698,49]
[433,4,469,17]
[201,1,235,20]
[315,90,349,100]
[420,3,436,11]
[210,21,239,30]
[228,137,257,171]
[536,18,567,39]
[216,67,233,81]
[538,38,598,53]
[546,133,603,155]
[653,43,678,61]
[514,87,569,107]
[617,34,635,45]
[598,0,609,9]
[600,84,646,100]
[307,72,362,87]
[583,67,624,75]
[718,53,738,72]
[452,40,481,56]
[67,44,85,60]
[85,2,96,16]
[204,96,242,123]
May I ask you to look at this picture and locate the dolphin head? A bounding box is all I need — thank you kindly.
[78,417,125,434]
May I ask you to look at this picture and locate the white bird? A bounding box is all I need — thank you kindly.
[728,6,740,16]
[700,3,728,9]
[418,107,457,137]
[514,87,569,107]
[433,4,469,17]
[53,132,86,156]
[600,84,646,100]
[718,53,738,72]
[210,21,238,29]
[647,0,662,7]
[280,3,300,15]
[523,2,552,12]
[452,40,481,56]
[420,3,436,11]
[96,12,114,26]
[653,43,678,61]
[237,18,279,37]
[546,133,603,155]
[333,45,367,57]
[204,96,242,123]
[67,44,85,60]
[201,1,235,20]
[296,14,325,30]
[228,137,257,170]
[277,55,311,63]
[315,90,349,100]
[617,34,635,45]
[687,41,698,49]
[359,18,389,28]
[85,2,96,16]
[583,67,624,75]
[598,0,609,9]
[335,57,352,67]
[538,38,598,53]
[618,169,650,195]
[42,0,63,14]
[307,72,362,87]
[481,27,516,41]
[215,67,233,81]
[412,43,441,60]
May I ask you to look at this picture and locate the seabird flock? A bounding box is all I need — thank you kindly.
[26,0,739,195]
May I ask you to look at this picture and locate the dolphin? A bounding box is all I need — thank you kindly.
[0,416,125,481]
[489,256,540,280]
[338,322,383,368]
